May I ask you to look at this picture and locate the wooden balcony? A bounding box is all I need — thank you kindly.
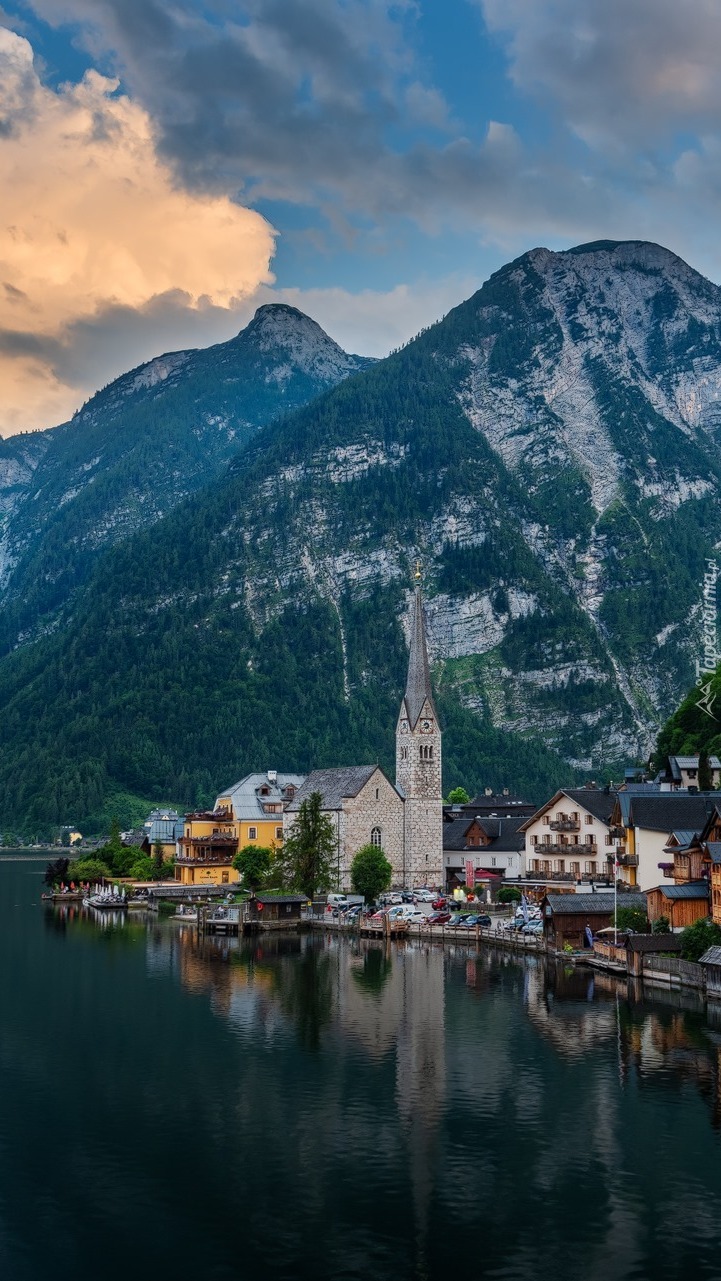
[617,854,638,867]
[533,842,597,855]
[549,819,580,832]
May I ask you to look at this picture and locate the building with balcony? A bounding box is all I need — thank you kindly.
[175,771,305,886]
[520,787,618,887]
[610,791,717,890]
[657,755,721,790]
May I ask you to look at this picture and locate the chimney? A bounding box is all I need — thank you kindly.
[267,770,277,784]
[502,787,509,796]
[485,787,492,796]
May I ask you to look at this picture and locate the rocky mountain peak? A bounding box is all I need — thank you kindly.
[238,302,373,380]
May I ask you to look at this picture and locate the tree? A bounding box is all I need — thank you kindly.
[679,918,721,962]
[497,885,522,904]
[278,792,336,899]
[67,857,112,882]
[43,856,70,887]
[153,839,164,873]
[446,787,470,804]
[233,844,272,891]
[350,844,392,903]
[699,750,714,792]
[652,915,671,934]
[615,906,650,933]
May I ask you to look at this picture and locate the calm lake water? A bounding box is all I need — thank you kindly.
[2,857,721,1281]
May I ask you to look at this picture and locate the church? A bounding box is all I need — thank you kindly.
[283,582,444,889]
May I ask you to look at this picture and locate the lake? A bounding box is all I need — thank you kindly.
[2,856,721,1280]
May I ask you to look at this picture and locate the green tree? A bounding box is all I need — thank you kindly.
[350,844,392,903]
[679,917,721,962]
[67,856,112,881]
[278,792,336,898]
[699,750,714,792]
[446,787,470,804]
[652,915,671,934]
[497,885,522,904]
[615,906,650,933]
[233,844,272,891]
[153,839,164,872]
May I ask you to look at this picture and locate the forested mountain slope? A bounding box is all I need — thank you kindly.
[2,238,721,832]
[0,305,373,651]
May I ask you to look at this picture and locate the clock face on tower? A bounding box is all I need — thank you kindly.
[420,719,432,733]
[400,720,408,733]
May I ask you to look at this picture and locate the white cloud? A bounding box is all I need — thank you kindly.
[0,28,276,434]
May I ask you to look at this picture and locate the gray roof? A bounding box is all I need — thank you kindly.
[544,892,647,916]
[442,814,525,853]
[254,894,308,905]
[403,586,436,729]
[215,772,305,821]
[699,946,721,967]
[626,934,682,954]
[655,881,710,900]
[627,794,716,833]
[668,829,700,847]
[704,843,721,864]
[521,787,616,831]
[285,765,388,812]
[670,755,721,769]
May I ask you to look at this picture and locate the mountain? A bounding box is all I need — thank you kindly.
[0,304,374,651]
[2,238,721,833]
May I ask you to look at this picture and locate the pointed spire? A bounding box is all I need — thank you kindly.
[404,583,436,728]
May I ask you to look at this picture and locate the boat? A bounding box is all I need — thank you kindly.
[83,886,128,910]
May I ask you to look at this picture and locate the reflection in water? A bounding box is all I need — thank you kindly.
[31,888,721,1281]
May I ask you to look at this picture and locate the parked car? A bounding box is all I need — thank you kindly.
[432,897,447,910]
[428,911,451,924]
[401,910,428,924]
[401,890,414,903]
[523,920,544,934]
[413,889,434,903]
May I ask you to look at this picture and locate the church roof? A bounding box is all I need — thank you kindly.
[404,585,436,728]
[285,766,388,812]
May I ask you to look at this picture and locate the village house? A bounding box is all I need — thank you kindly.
[246,894,308,930]
[520,788,617,887]
[656,754,721,790]
[175,771,304,887]
[646,881,710,930]
[442,813,524,887]
[609,791,717,891]
[541,891,648,951]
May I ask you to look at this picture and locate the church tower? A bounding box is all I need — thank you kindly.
[396,577,443,888]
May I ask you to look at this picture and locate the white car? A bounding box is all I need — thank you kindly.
[412,889,434,903]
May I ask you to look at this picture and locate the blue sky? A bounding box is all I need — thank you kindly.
[2,0,721,432]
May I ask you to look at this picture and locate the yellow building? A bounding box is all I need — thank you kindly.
[174,771,304,887]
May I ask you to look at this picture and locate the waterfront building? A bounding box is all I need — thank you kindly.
[646,881,710,930]
[144,807,183,860]
[520,787,617,887]
[541,891,648,950]
[442,813,524,887]
[610,791,718,890]
[175,771,304,887]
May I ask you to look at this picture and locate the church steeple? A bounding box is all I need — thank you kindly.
[396,570,443,888]
[404,584,437,729]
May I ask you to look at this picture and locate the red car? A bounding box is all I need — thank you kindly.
[432,897,447,910]
[428,911,452,925]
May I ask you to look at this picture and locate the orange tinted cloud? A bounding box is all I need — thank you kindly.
[0,28,276,433]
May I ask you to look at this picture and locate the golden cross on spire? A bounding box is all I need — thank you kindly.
[414,558,422,582]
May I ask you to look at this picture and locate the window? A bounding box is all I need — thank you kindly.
[585,814,593,825]
[543,815,550,825]
[605,835,613,846]
[530,834,538,845]
[375,787,379,800]
[371,827,382,847]
[585,861,596,874]
[554,860,564,873]
[248,827,257,840]
[491,857,496,867]
[276,826,283,841]
[222,872,229,884]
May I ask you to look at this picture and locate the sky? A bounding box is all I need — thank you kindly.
[3,0,721,434]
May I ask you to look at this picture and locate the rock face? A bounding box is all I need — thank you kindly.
[0,304,374,651]
[1,238,721,828]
